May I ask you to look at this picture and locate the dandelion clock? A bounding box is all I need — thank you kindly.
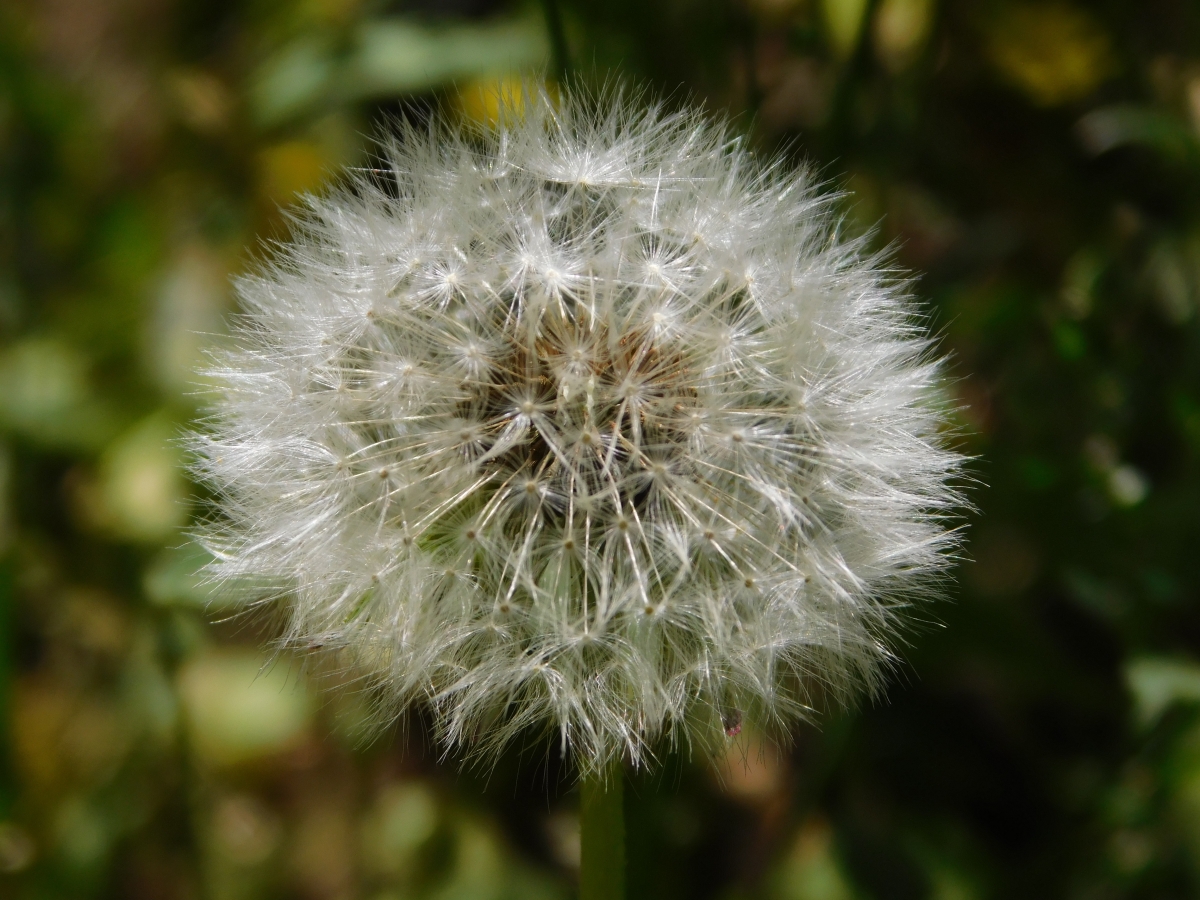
[192,84,964,898]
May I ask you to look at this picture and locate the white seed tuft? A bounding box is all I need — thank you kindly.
[191,85,964,775]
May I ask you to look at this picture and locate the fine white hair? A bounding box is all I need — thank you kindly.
[192,84,964,774]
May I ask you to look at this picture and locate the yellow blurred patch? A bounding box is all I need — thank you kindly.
[874,0,936,72]
[178,649,311,767]
[1187,73,1200,135]
[167,69,231,135]
[456,75,557,128]
[302,0,361,26]
[78,413,189,543]
[13,677,131,794]
[710,726,791,806]
[259,140,329,205]
[770,819,856,900]
[822,0,871,59]
[986,4,1113,106]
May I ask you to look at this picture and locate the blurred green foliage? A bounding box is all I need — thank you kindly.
[1,0,1199,898]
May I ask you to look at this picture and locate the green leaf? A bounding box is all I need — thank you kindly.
[1077,105,1200,164]
[1125,656,1200,727]
[143,540,228,611]
[345,16,548,100]
[178,650,311,766]
[249,17,549,129]
[0,337,119,452]
[250,36,337,129]
[93,413,189,542]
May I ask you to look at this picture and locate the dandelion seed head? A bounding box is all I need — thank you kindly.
[193,85,964,775]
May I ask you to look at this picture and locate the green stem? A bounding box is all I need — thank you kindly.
[540,0,570,82]
[0,557,12,817]
[579,762,625,900]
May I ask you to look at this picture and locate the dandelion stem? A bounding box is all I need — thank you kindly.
[579,761,625,900]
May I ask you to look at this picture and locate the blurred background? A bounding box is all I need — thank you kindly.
[2,0,1200,897]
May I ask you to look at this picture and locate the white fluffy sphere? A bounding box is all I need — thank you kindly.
[194,86,963,773]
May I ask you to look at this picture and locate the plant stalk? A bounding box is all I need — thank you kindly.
[540,0,570,82]
[579,761,625,900]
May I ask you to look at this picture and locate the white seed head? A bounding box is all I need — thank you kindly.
[192,85,964,775]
